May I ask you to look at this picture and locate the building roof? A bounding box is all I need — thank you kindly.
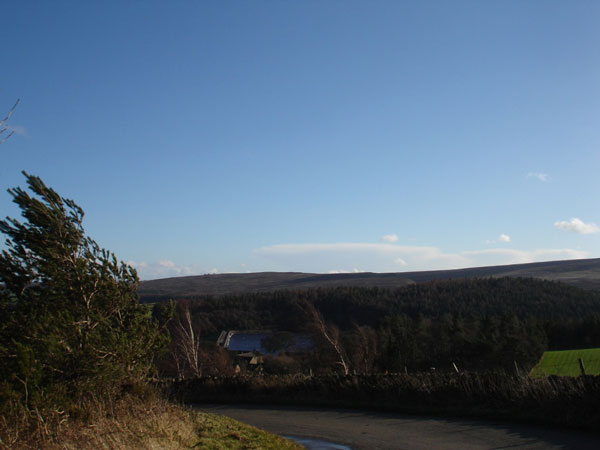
[217,330,312,354]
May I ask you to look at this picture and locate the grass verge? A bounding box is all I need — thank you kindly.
[0,395,302,449]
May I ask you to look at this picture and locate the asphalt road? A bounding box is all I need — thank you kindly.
[198,404,600,450]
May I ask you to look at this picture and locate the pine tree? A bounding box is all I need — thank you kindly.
[0,172,167,409]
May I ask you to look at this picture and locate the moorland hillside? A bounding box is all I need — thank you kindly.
[138,257,600,302]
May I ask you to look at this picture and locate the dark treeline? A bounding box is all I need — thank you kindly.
[153,277,600,374]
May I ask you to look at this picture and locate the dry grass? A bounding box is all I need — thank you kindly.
[0,395,302,450]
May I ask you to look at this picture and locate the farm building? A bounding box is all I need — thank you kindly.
[217,330,312,355]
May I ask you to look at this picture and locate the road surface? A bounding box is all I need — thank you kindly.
[198,404,600,450]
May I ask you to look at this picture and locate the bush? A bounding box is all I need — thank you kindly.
[262,355,302,375]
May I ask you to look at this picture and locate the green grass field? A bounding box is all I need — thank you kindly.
[530,348,600,377]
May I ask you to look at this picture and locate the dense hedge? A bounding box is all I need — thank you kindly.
[165,373,600,431]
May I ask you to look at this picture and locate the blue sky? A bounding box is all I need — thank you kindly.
[2,1,599,279]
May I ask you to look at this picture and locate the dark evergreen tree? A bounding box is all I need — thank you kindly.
[0,172,167,410]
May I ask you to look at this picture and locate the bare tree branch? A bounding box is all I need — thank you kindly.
[0,98,20,144]
[173,302,202,378]
[303,301,349,375]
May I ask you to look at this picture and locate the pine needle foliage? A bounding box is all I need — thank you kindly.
[0,172,167,413]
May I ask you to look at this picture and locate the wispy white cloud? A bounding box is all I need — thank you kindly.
[257,243,469,273]
[554,218,599,235]
[4,124,27,136]
[127,239,591,280]
[255,242,588,273]
[158,259,176,268]
[486,234,511,244]
[127,260,216,280]
[381,233,399,243]
[461,248,588,266]
[328,268,365,274]
[527,172,549,182]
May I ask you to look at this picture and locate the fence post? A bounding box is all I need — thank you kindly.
[578,358,586,376]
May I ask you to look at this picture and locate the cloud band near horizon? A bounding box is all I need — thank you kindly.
[127,240,592,280]
[254,242,587,274]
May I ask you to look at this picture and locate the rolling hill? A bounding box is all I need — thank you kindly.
[137,257,600,302]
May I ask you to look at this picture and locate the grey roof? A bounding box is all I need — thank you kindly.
[218,330,312,354]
